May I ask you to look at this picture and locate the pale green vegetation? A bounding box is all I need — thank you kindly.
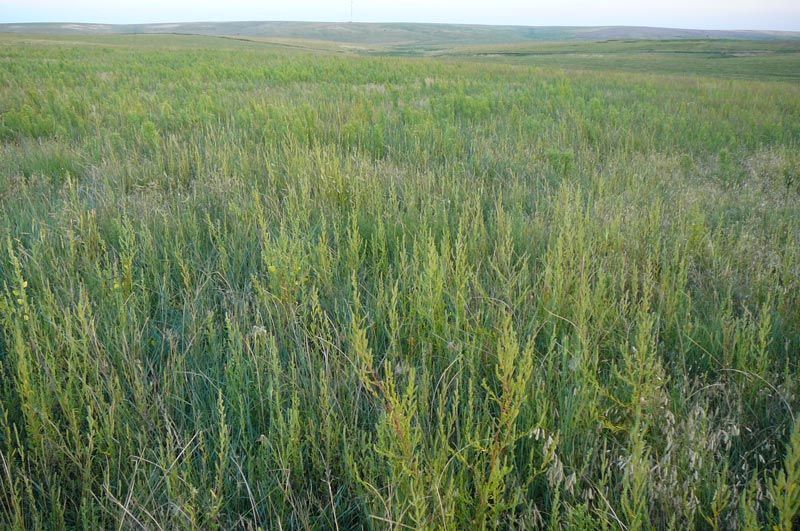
[1,33,799,529]
[440,39,800,80]
[3,21,798,44]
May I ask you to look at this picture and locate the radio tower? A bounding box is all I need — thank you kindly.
[350,0,354,23]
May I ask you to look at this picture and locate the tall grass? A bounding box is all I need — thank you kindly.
[1,34,799,529]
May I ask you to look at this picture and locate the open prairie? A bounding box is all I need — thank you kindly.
[1,30,799,529]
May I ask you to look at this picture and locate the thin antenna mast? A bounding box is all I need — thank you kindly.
[350,0,354,23]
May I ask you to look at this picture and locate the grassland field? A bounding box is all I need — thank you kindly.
[0,30,800,529]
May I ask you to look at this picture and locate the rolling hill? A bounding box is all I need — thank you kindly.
[1,21,798,47]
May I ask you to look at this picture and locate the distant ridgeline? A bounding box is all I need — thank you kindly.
[1,21,799,46]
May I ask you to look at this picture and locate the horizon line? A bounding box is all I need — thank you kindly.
[1,20,799,34]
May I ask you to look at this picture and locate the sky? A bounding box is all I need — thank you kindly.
[1,0,799,31]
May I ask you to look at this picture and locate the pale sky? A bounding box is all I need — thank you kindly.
[2,0,799,31]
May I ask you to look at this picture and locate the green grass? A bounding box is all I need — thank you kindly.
[441,39,800,80]
[1,33,799,529]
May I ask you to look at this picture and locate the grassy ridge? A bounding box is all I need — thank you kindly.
[3,22,799,43]
[1,34,800,529]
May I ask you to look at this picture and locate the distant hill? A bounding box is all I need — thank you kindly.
[1,21,798,46]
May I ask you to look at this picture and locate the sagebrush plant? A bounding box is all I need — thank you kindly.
[0,33,799,529]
